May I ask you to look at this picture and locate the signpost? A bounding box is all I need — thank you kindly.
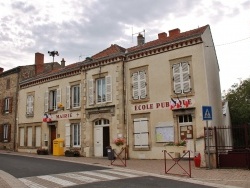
[202,106,212,169]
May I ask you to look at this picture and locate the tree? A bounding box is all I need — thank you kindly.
[224,78,250,125]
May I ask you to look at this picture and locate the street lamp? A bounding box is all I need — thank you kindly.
[48,51,59,62]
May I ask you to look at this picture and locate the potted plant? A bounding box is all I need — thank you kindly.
[114,138,125,146]
[37,148,49,155]
[65,149,80,157]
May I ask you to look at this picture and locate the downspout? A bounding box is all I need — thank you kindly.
[14,71,20,151]
[123,53,129,157]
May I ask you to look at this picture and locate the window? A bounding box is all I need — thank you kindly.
[132,70,147,100]
[133,118,149,149]
[88,76,112,105]
[97,78,106,103]
[72,123,81,146]
[178,114,193,140]
[173,62,191,94]
[26,95,34,115]
[65,123,81,147]
[2,97,12,114]
[0,124,10,142]
[66,84,81,109]
[49,90,57,110]
[44,89,61,112]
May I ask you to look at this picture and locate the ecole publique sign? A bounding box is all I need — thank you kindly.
[132,98,193,112]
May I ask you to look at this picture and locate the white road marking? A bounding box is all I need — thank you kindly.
[19,178,47,188]
[60,173,99,183]
[98,169,139,178]
[79,171,119,180]
[38,175,76,186]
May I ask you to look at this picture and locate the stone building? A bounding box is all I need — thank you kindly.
[0,52,61,150]
[16,24,222,167]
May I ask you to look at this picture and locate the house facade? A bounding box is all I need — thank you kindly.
[0,52,61,151]
[125,25,222,165]
[15,25,222,167]
[18,58,81,154]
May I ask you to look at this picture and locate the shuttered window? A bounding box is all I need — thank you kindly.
[133,118,149,148]
[88,79,94,105]
[132,71,147,100]
[27,127,32,147]
[26,95,34,115]
[45,89,61,112]
[1,124,11,142]
[88,75,112,105]
[173,62,191,94]
[106,76,112,102]
[19,127,25,146]
[35,126,41,147]
[65,124,71,147]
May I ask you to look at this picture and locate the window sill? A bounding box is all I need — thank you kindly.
[26,114,34,117]
[131,98,150,104]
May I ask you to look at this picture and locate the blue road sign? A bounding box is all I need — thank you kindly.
[202,106,212,121]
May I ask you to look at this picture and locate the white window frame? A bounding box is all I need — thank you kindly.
[45,88,61,112]
[178,114,193,140]
[88,75,112,105]
[132,71,147,100]
[71,84,81,108]
[26,95,34,115]
[96,77,106,103]
[72,123,81,147]
[173,62,191,94]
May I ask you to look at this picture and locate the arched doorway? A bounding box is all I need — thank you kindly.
[94,119,110,157]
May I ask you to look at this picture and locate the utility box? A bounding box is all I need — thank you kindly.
[53,138,64,156]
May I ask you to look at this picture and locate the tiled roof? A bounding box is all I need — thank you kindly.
[91,44,126,60]
[127,25,209,53]
[20,61,83,85]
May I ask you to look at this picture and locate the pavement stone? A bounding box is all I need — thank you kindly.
[0,150,249,188]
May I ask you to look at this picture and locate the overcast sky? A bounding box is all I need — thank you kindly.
[0,0,250,92]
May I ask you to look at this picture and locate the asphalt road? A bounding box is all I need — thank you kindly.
[0,154,214,188]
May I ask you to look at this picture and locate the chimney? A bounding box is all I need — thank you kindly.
[35,52,44,75]
[158,32,168,40]
[61,58,65,67]
[169,28,180,37]
[137,33,145,45]
[0,67,4,73]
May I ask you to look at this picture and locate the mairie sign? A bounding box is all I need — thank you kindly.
[202,106,212,121]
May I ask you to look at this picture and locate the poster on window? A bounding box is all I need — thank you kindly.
[155,122,174,142]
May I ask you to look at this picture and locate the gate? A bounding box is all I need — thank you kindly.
[207,125,250,169]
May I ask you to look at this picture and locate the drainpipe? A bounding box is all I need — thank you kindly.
[123,53,129,158]
[14,70,20,151]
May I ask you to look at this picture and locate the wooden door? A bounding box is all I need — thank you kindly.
[50,125,56,154]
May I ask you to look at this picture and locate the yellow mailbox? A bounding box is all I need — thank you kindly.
[53,138,64,156]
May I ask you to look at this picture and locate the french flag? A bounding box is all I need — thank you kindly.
[183,98,189,108]
[43,114,48,122]
[170,98,176,110]
[176,98,182,108]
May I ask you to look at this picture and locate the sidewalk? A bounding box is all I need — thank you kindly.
[0,150,249,188]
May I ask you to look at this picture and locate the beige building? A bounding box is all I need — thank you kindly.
[17,54,71,154]
[125,25,222,165]
[0,53,61,151]
[16,25,222,167]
